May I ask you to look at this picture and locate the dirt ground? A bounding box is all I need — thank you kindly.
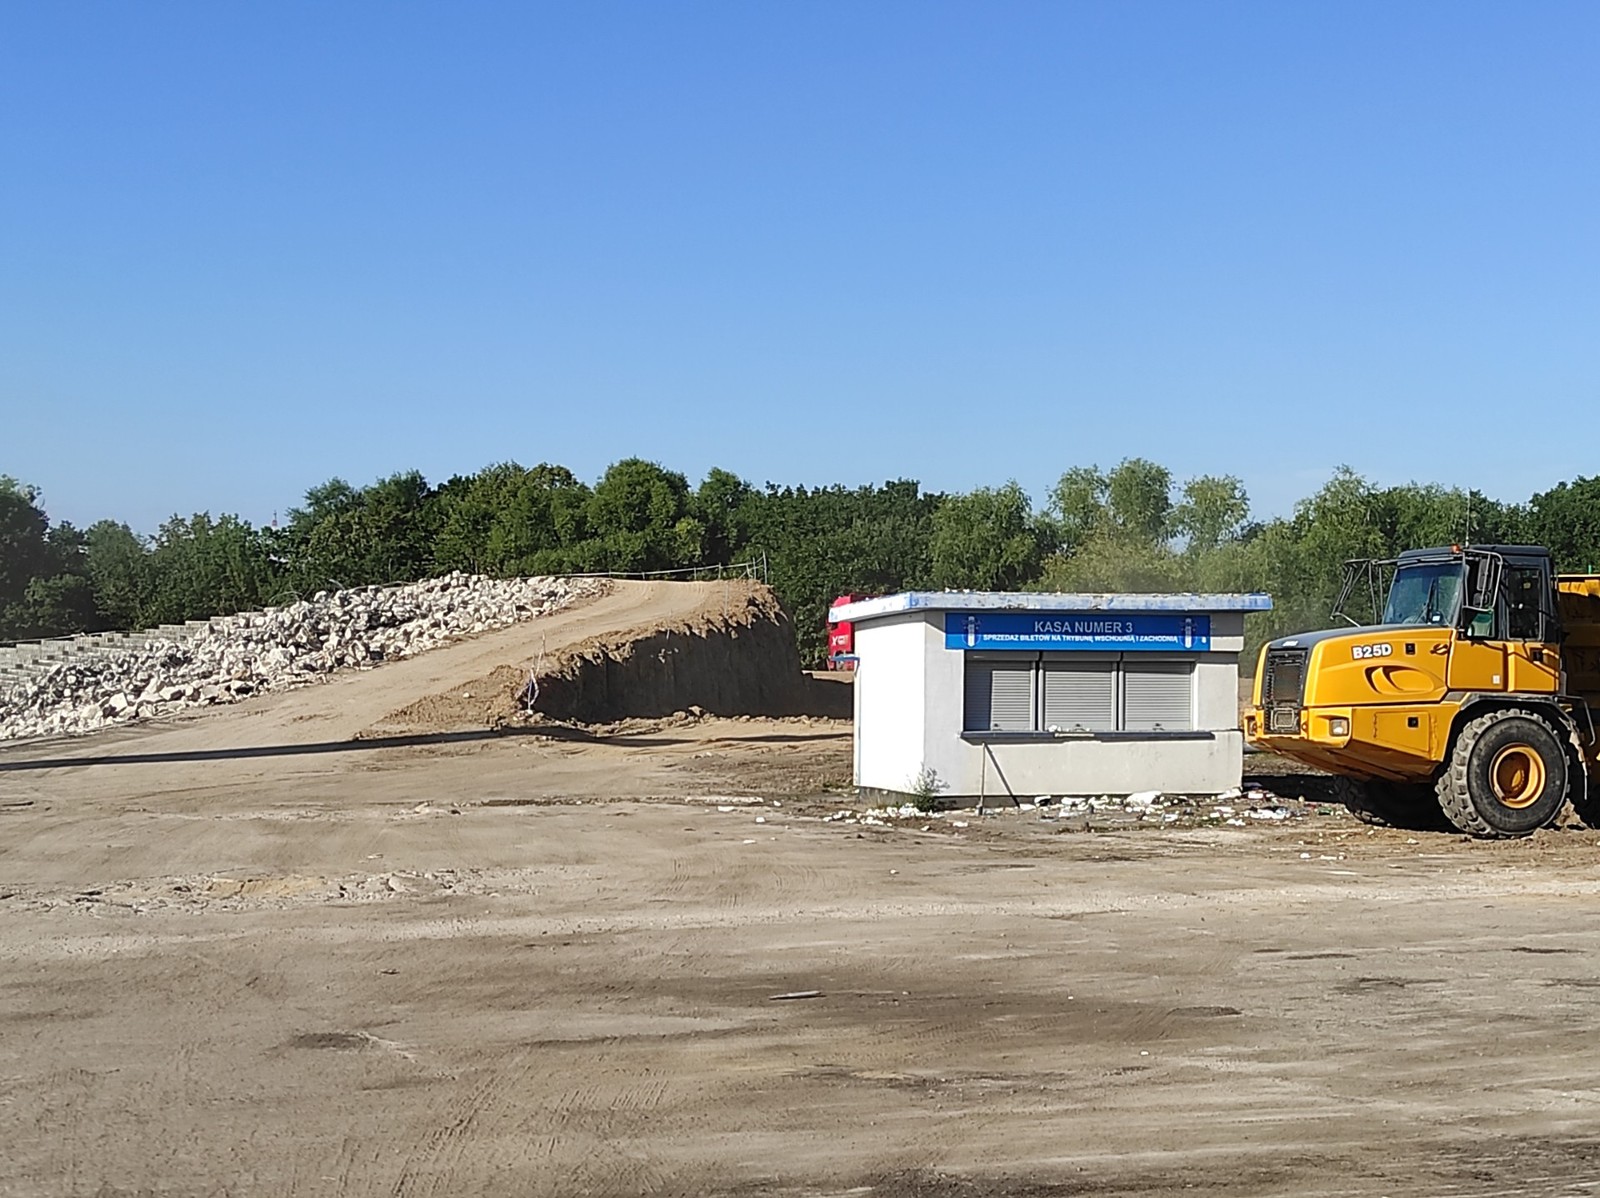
[5,596,1600,1197]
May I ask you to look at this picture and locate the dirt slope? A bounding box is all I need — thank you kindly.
[381,578,835,732]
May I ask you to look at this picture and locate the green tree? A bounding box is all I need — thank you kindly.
[0,477,54,629]
[694,467,754,565]
[1234,467,1386,639]
[432,462,593,576]
[1037,537,1191,593]
[277,478,363,592]
[1174,475,1250,553]
[277,471,440,590]
[1364,482,1522,554]
[737,479,941,663]
[929,482,1048,591]
[0,480,103,639]
[1038,462,1210,596]
[144,513,276,625]
[1105,457,1174,545]
[359,470,440,583]
[84,521,151,628]
[1046,458,1175,551]
[1527,477,1600,573]
[14,573,99,638]
[580,458,699,572]
[17,456,1600,673]
[1047,466,1109,552]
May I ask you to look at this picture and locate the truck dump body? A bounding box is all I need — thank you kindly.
[1557,575,1600,712]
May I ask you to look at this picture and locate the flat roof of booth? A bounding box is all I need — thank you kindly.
[828,591,1273,624]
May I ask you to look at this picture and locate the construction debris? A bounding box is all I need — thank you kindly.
[820,785,1320,831]
[0,574,603,741]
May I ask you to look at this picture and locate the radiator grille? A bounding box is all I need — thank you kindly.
[1262,648,1308,733]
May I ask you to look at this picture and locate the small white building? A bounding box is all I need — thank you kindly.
[829,591,1273,800]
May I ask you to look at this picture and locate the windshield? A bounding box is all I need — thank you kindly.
[1383,562,1463,626]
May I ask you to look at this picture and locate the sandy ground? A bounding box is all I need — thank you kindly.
[5,597,1600,1196]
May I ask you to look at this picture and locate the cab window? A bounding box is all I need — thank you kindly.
[1462,557,1498,637]
[1383,564,1462,626]
[1504,565,1546,640]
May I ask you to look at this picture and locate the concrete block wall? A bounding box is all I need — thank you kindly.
[0,620,219,687]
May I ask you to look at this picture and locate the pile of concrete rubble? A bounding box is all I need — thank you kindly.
[0,574,603,741]
[825,786,1314,830]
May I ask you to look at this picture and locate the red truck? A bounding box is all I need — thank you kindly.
[827,594,861,670]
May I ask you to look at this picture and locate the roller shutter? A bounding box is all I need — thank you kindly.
[1123,660,1193,731]
[1041,661,1116,732]
[964,659,1034,731]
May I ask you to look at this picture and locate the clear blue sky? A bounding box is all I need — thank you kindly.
[3,2,1597,534]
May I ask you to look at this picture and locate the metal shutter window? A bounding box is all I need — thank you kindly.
[1123,660,1194,732]
[1041,661,1116,732]
[964,659,1035,732]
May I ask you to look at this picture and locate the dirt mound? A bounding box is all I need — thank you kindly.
[526,583,829,722]
[374,580,849,734]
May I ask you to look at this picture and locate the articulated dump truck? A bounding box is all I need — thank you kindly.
[1246,544,1600,837]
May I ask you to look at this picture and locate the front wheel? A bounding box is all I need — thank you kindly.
[1331,775,1400,826]
[1436,709,1568,838]
[1331,776,1445,830]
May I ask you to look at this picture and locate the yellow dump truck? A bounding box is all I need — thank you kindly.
[1246,544,1600,837]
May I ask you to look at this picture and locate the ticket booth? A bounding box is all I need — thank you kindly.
[828,591,1272,799]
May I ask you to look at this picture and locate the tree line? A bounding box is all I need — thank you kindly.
[5,460,1600,664]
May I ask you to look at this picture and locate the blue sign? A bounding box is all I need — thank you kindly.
[943,611,1211,652]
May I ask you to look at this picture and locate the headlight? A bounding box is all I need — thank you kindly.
[1328,717,1350,737]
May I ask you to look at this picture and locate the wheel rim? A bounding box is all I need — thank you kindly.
[1489,744,1546,809]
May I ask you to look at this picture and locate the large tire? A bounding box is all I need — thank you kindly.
[1331,775,1396,825]
[1569,769,1600,830]
[1380,780,1452,831]
[1435,709,1568,838]
[1331,776,1445,830]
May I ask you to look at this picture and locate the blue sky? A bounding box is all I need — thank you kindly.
[3,2,1597,534]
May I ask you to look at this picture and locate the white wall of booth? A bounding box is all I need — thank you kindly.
[830,591,1273,800]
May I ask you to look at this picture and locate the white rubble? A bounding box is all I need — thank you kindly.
[819,785,1314,830]
[0,573,604,741]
